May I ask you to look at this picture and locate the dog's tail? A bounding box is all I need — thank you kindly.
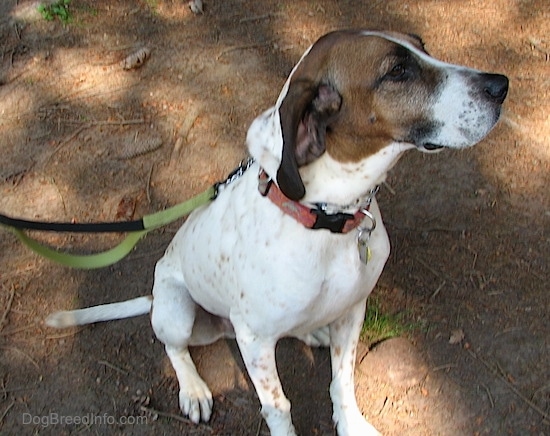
[45,296,152,328]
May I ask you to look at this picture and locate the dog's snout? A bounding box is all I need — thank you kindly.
[480,73,509,104]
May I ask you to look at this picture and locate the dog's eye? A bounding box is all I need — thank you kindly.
[386,64,407,80]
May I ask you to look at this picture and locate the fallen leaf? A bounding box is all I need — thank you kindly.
[120,47,151,70]
[449,328,465,344]
[115,196,136,221]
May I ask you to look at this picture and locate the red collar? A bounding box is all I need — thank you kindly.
[258,170,368,234]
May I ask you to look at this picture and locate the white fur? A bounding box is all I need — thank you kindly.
[46,296,151,328]
[429,69,501,147]
[46,31,506,436]
[299,142,413,205]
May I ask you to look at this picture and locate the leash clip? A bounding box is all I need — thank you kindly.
[213,156,255,199]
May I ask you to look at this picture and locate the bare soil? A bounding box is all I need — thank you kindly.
[0,1,548,435]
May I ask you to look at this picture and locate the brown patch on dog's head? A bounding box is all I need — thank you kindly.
[277,30,444,200]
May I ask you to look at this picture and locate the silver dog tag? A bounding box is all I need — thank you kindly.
[356,210,376,265]
[357,229,372,265]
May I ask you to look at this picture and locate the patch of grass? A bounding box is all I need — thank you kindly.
[38,0,71,24]
[144,0,159,14]
[360,298,413,346]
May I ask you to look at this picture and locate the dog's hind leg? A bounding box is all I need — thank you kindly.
[150,255,213,424]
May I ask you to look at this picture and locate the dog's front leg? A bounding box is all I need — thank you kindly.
[233,315,297,436]
[329,299,380,436]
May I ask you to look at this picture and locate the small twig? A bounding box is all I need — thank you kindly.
[0,400,15,425]
[53,82,141,106]
[146,163,155,204]
[494,360,508,379]
[76,420,94,433]
[98,360,129,376]
[387,223,465,234]
[467,349,550,421]
[42,124,89,165]
[0,323,37,336]
[463,245,478,270]
[382,180,396,195]
[48,176,68,216]
[429,280,446,301]
[140,405,214,431]
[239,12,283,23]
[1,346,39,369]
[45,327,86,339]
[0,286,16,333]
[0,386,37,394]
[415,257,443,279]
[481,383,495,408]
[432,363,458,372]
[0,267,32,280]
[377,396,390,417]
[41,119,145,165]
[9,49,15,68]
[255,416,263,435]
[62,118,146,126]
[494,326,523,338]
[217,42,271,60]
[13,22,22,41]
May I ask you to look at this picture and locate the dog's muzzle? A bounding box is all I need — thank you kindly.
[415,71,509,152]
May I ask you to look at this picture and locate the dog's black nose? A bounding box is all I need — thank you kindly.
[481,73,509,104]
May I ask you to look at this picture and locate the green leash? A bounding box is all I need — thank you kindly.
[9,227,149,270]
[2,186,216,269]
[0,158,255,269]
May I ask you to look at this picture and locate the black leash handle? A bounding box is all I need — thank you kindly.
[0,157,256,234]
[0,214,146,233]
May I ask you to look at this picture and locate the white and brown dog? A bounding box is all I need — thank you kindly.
[47,30,508,435]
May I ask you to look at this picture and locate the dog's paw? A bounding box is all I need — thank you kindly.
[335,412,380,436]
[297,326,331,347]
[179,377,213,424]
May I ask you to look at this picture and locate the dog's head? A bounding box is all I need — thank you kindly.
[247,30,508,201]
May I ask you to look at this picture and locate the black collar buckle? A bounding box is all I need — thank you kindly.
[310,208,354,233]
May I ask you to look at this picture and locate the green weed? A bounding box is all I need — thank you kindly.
[38,0,71,24]
[360,298,413,346]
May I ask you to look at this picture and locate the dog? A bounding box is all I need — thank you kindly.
[46,30,508,436]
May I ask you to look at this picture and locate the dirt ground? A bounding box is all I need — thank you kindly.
[0,0,548,435]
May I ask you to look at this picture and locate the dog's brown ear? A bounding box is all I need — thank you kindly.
[277,79,342,200]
